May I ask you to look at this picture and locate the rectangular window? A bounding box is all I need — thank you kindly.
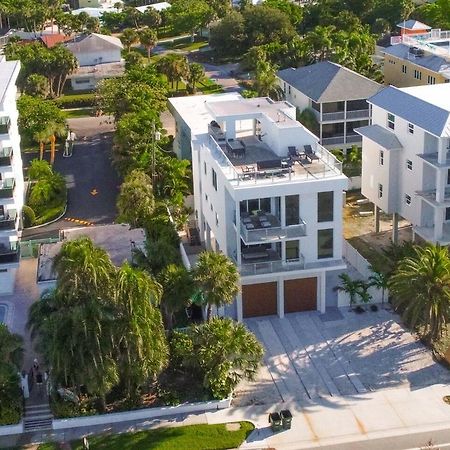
[447,169,450,185]
[406,159,412,170]
[286,240,300,261]
[318,191,334,222]
[212,168,217,191]
[405,194,411,205]
[215,212,219,227]
[318,229,333,259]
[427,75,436,85]
[414,69,422,80]
[283,82,286,93]
[285,195,300,226]
[387,113,395,130]
[288,85,291,94]
[378,183,383,198]
[402,64,407,74]
[446,207,450,221]
[204,162,206,175]
[379,150,384,166]
[408,123,414,134]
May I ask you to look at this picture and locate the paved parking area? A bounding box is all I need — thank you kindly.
[233,308,450,406]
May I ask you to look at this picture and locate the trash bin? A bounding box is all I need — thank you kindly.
[268,412,282,432]
[280,409,292,430]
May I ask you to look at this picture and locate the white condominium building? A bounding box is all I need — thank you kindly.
[0,58,24,294]
[357,84,450,244]
[170,94,348,320]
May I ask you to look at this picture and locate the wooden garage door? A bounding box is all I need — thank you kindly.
[284,278,317,313]
[242,282,277,318]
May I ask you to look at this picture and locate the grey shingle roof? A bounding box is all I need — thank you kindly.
[368,86,450,137]
[277,61,382,103]
[355,124,403,149]
[383,44,450,72]
[396,20,430,31]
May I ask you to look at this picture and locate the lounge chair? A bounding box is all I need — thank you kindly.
[304,145,319,162]
[288,147,303,164]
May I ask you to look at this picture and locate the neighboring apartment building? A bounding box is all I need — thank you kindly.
[170,94,348,320]
[277,61,382,150]
[64,33,124,90]
[383,21,450,87]
[0,58,24,295]
[357,83,450,244]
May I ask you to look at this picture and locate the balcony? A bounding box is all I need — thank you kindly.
[346,109,370,120]
[0,148,12,167]
[0,244,19,264]
[239,252,305,276]
[321,136,345,146]
[240,212,306,243]
[0,117,10,136]
[346,134,362,143]
[0,213,17,230]
[322,111,345,121]
[0,179,15,199]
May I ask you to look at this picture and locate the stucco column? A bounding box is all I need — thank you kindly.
[236,291,243,322]
[225,119,236,140]
[280,196,286,227]
[206,224,211,249]
[438,138,447,165]
[434,208,444,242]
[319,273,326,313]
[374,206,380,233]
[235,201,242,266]
[392,213,399,244]
[277,279,284,318]
[436,169,444,203]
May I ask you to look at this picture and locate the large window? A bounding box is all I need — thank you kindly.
[387,113,395,130]
[318,229,333,259]
[212,168,217,191]
[318,191,334,222]
[285,195,299,226]
[446,208,450,221]
[286,240,300,261]
[240,198,272,215]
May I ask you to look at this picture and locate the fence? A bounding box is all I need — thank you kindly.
[20,238,59,259]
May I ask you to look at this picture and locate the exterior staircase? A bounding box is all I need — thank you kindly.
[23,378,53,432]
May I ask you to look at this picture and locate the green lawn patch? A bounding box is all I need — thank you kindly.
[54,93,96,109]
[69,422,254,450]
[64,108,94,118]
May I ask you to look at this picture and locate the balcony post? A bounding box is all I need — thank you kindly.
[436,169,444,203]
[319,274,326,313]
[434,208,444,242]
[280,196,286,227]
[438,138,447,165]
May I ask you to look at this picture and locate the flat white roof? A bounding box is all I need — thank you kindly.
[169,93,242,134]
[401,84,450,112]
[0,60,20,106]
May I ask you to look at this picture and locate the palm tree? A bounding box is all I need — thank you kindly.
[0,324,23,369]
[120,28,139,52]
[334,273,364,308]
[187,62,205,94]
[157,54,190,90]
[114,263,168,399]
[158,264,195,329]
[388,244,450,343]
[254,58,283,100]
[139,27,158,61]
[189,318,264,399]
[193,251,240,320]
[368,266,389,307]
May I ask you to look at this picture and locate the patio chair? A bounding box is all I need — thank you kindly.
[304,145,319,162]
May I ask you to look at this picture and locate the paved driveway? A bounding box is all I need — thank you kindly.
[233,308,450,406]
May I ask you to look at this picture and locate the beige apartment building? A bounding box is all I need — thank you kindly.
[382,20,450,87]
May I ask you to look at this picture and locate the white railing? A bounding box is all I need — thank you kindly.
[399,33,450,57]
[240,220,307,243]
[346,134,362,143]
[240,255,305,276]
[321,136,345,146]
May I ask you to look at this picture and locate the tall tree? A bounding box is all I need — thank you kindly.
[194,251,240,320]
[139,27,158,61]
[187,62,205,94]
[388,245,450,343]
[120,28,139,52]
[168,0,212,41]
[117,170,155,228]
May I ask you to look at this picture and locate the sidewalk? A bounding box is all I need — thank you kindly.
[207,383,450,449]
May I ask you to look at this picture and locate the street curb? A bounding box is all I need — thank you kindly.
[24,204,67,231]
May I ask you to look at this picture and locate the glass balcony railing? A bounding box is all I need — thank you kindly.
[0,212,17,230]
[240,216,307,243]
[0,244,19,264]
[0,179,15,199]
[0,148,12,167]
[239,255,305,276]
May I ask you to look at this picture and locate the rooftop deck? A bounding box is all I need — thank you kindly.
[205,134,343,186]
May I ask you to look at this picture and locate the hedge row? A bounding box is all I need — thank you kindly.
[54,93,96,109]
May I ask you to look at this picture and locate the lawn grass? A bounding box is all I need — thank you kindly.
[34,422,253,450]
[64,108,94,118]
[159,38,208,52]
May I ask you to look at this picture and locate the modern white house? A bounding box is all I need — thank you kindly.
[356,83,450,244]
[64,33,124,90]
[0,58,24,295]
[170,94,348,320]
[277,61,382,150]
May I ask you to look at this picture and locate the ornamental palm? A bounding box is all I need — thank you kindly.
[368,266,389,307]
[388,244,450,343]
[139,27,158,61]
[193,251,240,320]
[158,264,195,329]
[114,263,168,399]
[334,273,364,308]
[120,28,139,52]
[187,62,205,94]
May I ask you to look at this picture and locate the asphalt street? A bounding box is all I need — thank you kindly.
[22,116,120,239]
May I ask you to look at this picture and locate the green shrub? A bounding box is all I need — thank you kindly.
[28,159,53,181]
[54,93,96,109]
[33,204,65,226]
[0,403,21,425]
[22,205,36,228]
